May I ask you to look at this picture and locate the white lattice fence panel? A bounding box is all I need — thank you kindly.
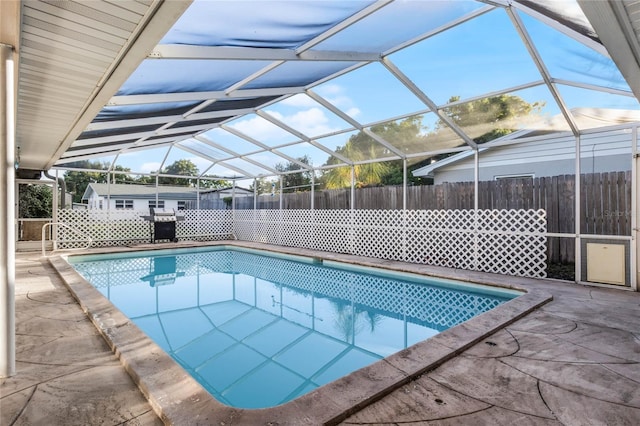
[58,208,546,278]
[178,210,233,240]
[352,210,406,261]
[55,210,92,249]
[402,209,547,277]
[475,210,546,277]
[279,210,316,249]
[235,209,355,254]
[311,210,353,253]
[405,227,477,269]
[233,210,258,241]
[57,209,149,248]
[57,209,235,248]
[235,209,546,278]
[253,210,284,245]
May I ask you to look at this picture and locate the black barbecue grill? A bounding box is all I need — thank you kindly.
[142,208,183,243]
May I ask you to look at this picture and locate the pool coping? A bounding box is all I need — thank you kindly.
[48,241,552,425]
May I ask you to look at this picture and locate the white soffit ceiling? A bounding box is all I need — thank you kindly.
[578,0,640,102]
[14,0,191,171]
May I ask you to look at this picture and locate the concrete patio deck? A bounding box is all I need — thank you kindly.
[2,245,640,425]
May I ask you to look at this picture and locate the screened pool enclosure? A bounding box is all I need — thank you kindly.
[6,0,640,289]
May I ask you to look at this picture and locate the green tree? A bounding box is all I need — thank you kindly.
[322,95,544,188]
[110,165,138,184]
[19,184,52,218]
[322,118,427,188]
[158,159,200,186]
[63,161,140,202]
[198,177,232,189]
[275,155,314,192]
[63,160,110,203]
[438,94,545,142]
[412,94,546,173]
[250,177,277,195]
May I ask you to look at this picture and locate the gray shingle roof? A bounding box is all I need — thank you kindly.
[82,183,199,201]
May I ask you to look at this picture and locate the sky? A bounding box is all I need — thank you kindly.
[70,0,639,182]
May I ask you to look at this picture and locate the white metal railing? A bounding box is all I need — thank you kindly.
[42,222,93,257]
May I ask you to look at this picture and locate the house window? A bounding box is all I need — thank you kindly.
[177,200,186,210]
[148,200,165,209]
[115,199,134,209]
[494,174,534,180]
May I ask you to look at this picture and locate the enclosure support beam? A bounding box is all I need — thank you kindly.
[106,173,111,211]
[632,126,638,291]
[574,135,581,283]
[474,150,479,210]
[279,176,283,210]
[52,170,59,247]
[311,174,315,210]
[350,166,355,210]
[154,175,159,207]
[253,179,257,210]
[233,182,238,211]
[1,43,16,377]
[403,158,407,210]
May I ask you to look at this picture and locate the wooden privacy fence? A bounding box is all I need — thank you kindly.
[194,171,631,263]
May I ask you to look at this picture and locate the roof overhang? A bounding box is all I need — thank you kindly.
[577,0,640,102]
[8,0,192,171]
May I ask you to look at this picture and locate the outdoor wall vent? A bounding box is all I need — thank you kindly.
[586,243,626,286]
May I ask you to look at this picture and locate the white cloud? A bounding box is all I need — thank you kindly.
[287,107,335,136]
[345,107,361,118]
[229,115,284,141]
[259,105,342,138]
[229,87,356,150]
[318,83,342,96]
[316,83,359,118]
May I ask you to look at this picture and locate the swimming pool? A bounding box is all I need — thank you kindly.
[67,245,520,409]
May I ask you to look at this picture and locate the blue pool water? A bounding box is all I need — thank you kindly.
[68,246,519,409]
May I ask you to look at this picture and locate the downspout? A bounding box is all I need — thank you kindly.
[44,170,65,209]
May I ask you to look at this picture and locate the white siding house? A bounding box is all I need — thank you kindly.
[81,183,198,211]
[413,127,633,184]
[194,186,254,209]
[199,186,253,200]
